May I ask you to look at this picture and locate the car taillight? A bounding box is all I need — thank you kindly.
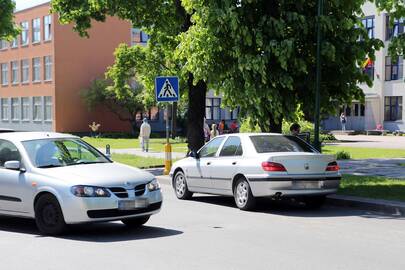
[326,161,340,171]
[262,162,287,172]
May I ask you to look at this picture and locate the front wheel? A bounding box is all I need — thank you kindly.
[174,171,193,200]
[34,194,67,235]
[121,215,150,227]
[234,178,256,211]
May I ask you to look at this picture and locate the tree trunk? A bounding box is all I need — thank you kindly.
[187,73,207,152]
[129,120,138,137]
[269,113,283,133]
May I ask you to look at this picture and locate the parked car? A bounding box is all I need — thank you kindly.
[0,132,162,235]
[170,133,340,210]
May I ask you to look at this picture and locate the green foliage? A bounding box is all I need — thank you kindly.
[240,117,261,133]
[335,150,351,160]
[0,0,20,40]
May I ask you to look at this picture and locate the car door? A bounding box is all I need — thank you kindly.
[210,136,243,193]
[186,137,225,191]
[0,139,26,213]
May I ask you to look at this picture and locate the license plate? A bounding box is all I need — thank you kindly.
[293,181,323,189]
[118,199,149,210]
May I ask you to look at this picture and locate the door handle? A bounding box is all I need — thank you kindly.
[207,162,211,165]
[232,161,237,165]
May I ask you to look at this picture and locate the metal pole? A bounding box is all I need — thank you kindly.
[164,103,172,175]
[314,0,323,152]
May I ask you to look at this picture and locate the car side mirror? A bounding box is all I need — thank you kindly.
[189,151,200,159]
[4,160,24,172]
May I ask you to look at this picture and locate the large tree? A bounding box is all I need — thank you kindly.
[51,0,208,152]
[0,0,19,40]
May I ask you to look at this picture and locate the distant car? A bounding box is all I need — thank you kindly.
[0,132,162,235]
[170,133,341,210]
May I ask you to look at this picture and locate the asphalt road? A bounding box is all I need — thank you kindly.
[1,177,405,270]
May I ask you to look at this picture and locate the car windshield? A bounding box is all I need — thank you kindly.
[22,138,110,168]
[250,135,316,153]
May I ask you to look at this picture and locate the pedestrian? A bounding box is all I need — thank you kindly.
[203,118,211,142]
[139,118,151,152]
[230,120,239,133]
[290,123,301,136]
[340,113,346,131]
[218,119,227,135]
[211,123,219,138]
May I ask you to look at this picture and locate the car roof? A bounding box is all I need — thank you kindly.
[0,132,78,142]
[216,133,284,139]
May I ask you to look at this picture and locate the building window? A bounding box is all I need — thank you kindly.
[361,17,374,39]
[385,56,404,81]
[353,103,365,117]
[0,40,8,50]
[33,97,42,121]
[44,56,52,81]
[44,96,52,121]
[11,61,19,84]
[21,97,30,121]
[131,28,150,45]
[140,31,149,43]
[11,37,18,48]
[32,18,41,43]
[206,98,221,120]
[1,63,9,85]
[21,59,29,83]
[224,108,239,120]
[385,96,403,121]
[21,21,29,45]
[32,57,41,82]
[1,98,9,121]
[11,98,19,121]
[44,15,52,41]
[386,16,404,40]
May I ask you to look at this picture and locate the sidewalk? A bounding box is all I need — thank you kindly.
[338,158,405,179]
[330,134,405,149]
[98,148,186,159]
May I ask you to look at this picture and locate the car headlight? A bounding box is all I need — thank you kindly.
[71,185,111,197]
[147,179,160,192]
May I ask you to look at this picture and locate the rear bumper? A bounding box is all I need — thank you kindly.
[247,176,340,197]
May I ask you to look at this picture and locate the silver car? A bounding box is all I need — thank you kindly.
[170,133,341,210]
[0,132,162,235]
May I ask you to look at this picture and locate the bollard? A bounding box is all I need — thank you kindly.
[105,144,111,158]
[164,143,172,175]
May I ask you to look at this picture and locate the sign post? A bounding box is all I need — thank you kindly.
[155,76,179,175]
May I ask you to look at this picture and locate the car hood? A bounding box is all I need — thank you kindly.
[33,162,155,187]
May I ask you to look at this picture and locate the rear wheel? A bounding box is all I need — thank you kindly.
[174,170,193,200]
[34,194,67,235]
[121,215,150,227]
[303,196,326,209]
[234,178,256,211]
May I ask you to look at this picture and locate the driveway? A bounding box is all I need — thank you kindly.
[331,135,405,150]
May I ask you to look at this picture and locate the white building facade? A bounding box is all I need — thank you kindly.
[323,3,404,131]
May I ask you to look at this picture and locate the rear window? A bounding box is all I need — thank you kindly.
[250,135,316,153]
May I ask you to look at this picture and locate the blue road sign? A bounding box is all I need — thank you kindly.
[155,76,179,102]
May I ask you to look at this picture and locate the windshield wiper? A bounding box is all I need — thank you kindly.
[67,161,105,166]
[37,164,63,168]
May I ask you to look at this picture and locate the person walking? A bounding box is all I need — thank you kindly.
[218,119,227,135]
[211,123,219,138]
[230,120,239,133]
[340,113,347,131]
[139,118,151,152]
[203,118,211,142]
[289,123,301,136]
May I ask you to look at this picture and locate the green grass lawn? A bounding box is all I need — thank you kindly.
[83,137,188,153]
[111,154,165,169]
[338,175,405,202]
[322,145,405,159]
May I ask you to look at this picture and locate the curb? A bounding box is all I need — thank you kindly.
[326,194,405,216]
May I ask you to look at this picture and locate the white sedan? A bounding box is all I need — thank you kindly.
[170,133,340,210]
[0,132,162,235]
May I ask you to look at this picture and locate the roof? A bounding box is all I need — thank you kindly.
[217,133,284,138]
[0,132,78,142]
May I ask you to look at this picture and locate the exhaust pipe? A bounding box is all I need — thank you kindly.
[274,192,282,199]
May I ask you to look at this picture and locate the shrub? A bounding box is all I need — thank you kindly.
[336,151,351,160]
[320,133,337,142]
[240,117,261,133]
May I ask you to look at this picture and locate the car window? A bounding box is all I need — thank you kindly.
[22,138,110,168]
[199,137,225,158]
[250,135,316,153]
[0,139,21,167]
[219,136,243,157]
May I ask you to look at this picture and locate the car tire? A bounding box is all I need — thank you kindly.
[121,215,150,227]
[34,194,67,236]
[173,170,193,200]
[234,178,256,211]
[303,196,326,209]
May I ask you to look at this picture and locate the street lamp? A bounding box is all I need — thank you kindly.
[314,0,324,152]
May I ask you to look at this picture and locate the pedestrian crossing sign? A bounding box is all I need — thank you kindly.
[155,76,179,102]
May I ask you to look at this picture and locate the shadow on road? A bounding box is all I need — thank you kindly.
[190,195,405,220]
[0,216,183,242]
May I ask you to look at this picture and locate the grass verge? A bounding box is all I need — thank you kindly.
[323,145,405,159]
[338,175,405,202]
[111,154,164,169]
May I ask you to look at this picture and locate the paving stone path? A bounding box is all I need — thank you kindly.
[338,158,405,179]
